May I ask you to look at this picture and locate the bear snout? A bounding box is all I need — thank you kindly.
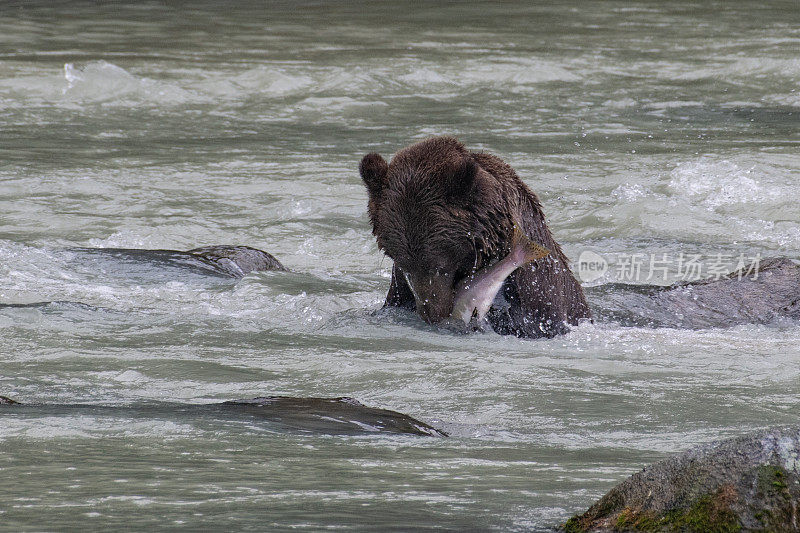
[418,297,454,324]
[405,271,455,324]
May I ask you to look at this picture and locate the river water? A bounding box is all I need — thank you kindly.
[1,1,799,530]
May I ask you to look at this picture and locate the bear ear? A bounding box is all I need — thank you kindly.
[443,157,478,201]
[360,153,388,198]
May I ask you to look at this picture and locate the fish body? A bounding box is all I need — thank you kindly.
[450,228,550,325]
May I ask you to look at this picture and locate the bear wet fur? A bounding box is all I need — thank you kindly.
[360,136,591,338]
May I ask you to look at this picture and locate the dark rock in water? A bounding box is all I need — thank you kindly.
[68,244,286,279]
[0,301,108,312]
[221,396,447,437]
[188,245,286,277]
[0,302,53,309]
[564,426,800,532]
[0,395,444,437]
[589,258,800,329]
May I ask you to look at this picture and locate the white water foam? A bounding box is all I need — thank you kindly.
[0,416,200,440]
[667,158,788,210]
[62,61,193,105]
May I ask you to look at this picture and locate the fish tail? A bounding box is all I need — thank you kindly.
[511,225,550,264]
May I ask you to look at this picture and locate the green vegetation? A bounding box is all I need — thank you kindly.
[564,487,742,532]
[753,465,793,529]
[615,508,661,531]
[563,515,588,533]
[757,465,788,493]
[660,493,741,533]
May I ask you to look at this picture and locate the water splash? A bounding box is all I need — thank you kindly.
[667,159,779,210]
[62,61,192,104]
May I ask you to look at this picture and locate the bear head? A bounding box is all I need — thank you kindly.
[360,136,517,324]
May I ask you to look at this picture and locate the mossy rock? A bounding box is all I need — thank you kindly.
[563,426,800,532]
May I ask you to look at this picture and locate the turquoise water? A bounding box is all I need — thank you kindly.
[1,1,799,530]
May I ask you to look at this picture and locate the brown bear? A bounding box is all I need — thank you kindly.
[360,136,591,338]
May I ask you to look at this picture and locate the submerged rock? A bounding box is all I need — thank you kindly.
[0,395,445,437]
[564,426,800,532]
[69,244,286,279]
[188,245,286,277]
[221,396,446,437]
[589,258,800,329]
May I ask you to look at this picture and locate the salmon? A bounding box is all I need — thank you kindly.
[450,227,550,325]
